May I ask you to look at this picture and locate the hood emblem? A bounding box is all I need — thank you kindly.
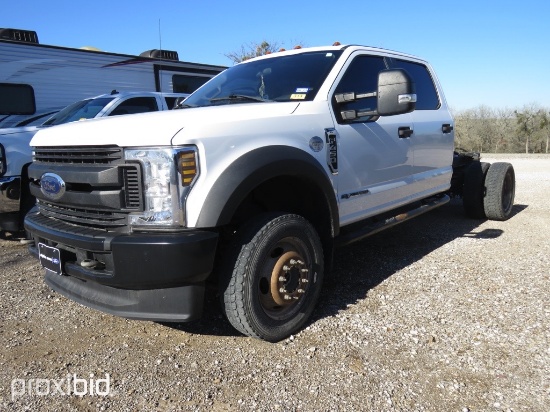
[40,173,66,200]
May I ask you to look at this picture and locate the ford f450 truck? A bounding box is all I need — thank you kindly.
[24,45,515,341]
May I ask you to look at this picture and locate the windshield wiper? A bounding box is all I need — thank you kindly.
[209,94,272,103]
[173,103,196,109]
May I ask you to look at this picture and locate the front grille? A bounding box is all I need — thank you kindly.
[31,146,144,230]
[37,201,128,229]
[33,146,123,165]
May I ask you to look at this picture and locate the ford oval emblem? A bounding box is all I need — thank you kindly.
[309,136,324,152]
[40,173,66,200]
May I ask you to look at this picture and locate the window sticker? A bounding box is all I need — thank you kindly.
[295,87,309,93]
[290,94,307,100]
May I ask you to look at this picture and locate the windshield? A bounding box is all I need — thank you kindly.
[42,97,114,126]
[183,50,343,108]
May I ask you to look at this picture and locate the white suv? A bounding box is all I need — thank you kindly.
[0,91,188,231]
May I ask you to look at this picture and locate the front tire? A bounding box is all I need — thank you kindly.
[220,213,324,342]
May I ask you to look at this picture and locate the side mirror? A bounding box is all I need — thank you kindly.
[173,96,187,109]
[377,69,416,116]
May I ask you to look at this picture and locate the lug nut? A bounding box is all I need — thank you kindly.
[283,265,290,271]
[301,278,309,283]
[279,276,286,282]
[297,289,305,294]
[279,288,287,293]
[301,268,309,273]
[284,294,292,300]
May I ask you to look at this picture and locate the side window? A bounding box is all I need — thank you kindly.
[333,55,387,122]
[172,75,210,93]
[388,59,440,110]
[109,97,159,116]
[0,83,36,115]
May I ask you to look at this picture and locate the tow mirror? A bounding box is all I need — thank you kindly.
[377,69,416,116]
[335,68,416,121]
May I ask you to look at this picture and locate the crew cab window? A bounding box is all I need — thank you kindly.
[333,55,387,122]
[388,59,440,110]
[110,97,159,116]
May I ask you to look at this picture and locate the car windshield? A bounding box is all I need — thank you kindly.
[42,97,115,126]
[182,50,343,108]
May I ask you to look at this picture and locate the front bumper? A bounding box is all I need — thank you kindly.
[24,209,219,322]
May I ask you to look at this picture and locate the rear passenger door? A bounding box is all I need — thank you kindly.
[387,58,455,196]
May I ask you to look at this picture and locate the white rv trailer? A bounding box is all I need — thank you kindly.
[0,28,226,125]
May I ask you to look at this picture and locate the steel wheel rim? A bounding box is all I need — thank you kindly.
[257,237,312,320]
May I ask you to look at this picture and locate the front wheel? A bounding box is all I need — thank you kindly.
[220,213,324,342]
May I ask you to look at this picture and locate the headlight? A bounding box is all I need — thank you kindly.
[124,147,199,227]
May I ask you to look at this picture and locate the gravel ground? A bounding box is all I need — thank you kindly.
[0,155,548,411]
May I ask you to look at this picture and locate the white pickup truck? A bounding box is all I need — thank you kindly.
[0,90,187,231]
[23,45,515,341]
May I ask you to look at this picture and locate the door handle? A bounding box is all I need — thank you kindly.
[442,124,454,134]
[398,126,413,138]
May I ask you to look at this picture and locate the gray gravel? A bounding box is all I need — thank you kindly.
[0,155,548,411]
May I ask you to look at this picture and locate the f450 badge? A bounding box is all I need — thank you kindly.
[325,129,338,175]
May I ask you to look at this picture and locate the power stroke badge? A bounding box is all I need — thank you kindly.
[40,173,66,200]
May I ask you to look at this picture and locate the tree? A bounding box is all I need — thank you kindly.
[224,40,305,64]
[538,110,550,153]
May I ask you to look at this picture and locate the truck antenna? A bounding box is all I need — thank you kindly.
[158,19,163,93]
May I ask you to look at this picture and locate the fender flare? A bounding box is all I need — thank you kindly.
[196,145,339,234]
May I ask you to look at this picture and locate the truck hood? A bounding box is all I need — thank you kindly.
[30,103,300,147]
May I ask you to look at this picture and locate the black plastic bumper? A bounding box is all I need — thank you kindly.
[24,210,219,322]
[44,270,205,322]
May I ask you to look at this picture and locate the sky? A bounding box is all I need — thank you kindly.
[2,0,550,112]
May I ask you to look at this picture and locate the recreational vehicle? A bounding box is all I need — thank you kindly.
[0,27,225,125]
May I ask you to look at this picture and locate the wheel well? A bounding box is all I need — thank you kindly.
[232,175,331,232]
[224,175,335,269]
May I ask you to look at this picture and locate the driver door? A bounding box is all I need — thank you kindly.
[331,53,415,226]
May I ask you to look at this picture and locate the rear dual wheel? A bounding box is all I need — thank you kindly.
[220,213,324,342]
[463,161,515,221]
[483,162,515,221]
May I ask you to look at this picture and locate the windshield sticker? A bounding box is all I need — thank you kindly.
[290,93,307,100]
[295,88,309,93]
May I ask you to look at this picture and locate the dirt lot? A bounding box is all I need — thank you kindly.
[0,155,548,411]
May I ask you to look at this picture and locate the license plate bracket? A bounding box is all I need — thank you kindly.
[38,243,62,275]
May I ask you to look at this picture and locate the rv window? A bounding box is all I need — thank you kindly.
[172,75,210,93]
[0,83,36,115]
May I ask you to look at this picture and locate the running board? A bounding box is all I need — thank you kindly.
[336,194,450,247]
